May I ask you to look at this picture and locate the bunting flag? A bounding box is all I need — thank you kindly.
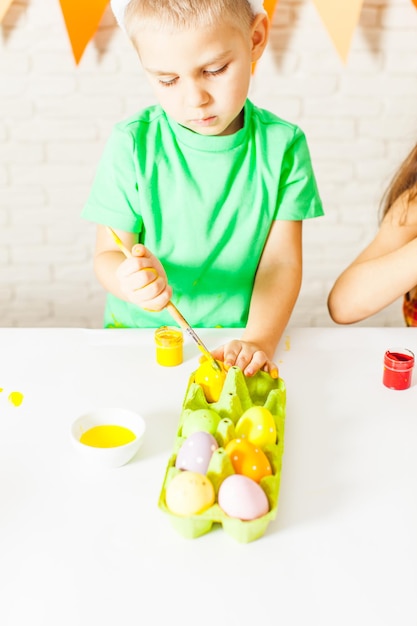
[264,0,279,21]
[0,0,14,22]
[413,0,417,7]
[252,0,279,73]
[58,0,109,64]
[312,0,365,63]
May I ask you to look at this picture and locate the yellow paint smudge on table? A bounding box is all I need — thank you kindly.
[8,391,24,407]
[80,425,136,448]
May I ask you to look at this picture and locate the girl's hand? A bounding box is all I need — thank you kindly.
[211,340,279,379]
[115,243,172,311]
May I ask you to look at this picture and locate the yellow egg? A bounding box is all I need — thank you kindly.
[225,438,272,483]
[165,471,215,516]
[235,406,277,447]
[194,359,227,403]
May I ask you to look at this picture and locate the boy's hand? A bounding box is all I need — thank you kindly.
[211,340,279,379]
[116,243,172,311]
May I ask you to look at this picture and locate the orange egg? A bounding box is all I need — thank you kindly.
[194,359,227,403]
[225,438,272,483]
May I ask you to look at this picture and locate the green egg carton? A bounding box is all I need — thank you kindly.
[158,365,286,543]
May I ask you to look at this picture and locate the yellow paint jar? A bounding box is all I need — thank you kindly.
[155,326,183,367]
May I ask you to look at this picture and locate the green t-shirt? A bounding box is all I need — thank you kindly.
[82,99,324,329]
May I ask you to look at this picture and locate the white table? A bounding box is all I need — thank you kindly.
[0,327,416,626]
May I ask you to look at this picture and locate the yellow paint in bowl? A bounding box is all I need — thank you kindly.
[71,408,146,468]
[80,425,136,448]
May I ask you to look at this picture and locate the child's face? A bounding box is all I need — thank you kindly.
[136,20,260,136]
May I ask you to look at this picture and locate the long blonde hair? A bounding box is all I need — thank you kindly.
[380,142,417,220]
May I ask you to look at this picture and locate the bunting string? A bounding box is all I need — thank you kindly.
[0,1,416,65]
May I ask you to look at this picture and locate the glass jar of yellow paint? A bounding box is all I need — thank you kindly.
[155,326,183,367]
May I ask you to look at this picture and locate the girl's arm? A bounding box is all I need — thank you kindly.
[212,220,302,376]
[328,195,417,324]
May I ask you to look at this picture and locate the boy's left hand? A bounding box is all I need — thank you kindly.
[211,340,279,379]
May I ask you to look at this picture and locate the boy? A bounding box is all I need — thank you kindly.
[82,0,324,377]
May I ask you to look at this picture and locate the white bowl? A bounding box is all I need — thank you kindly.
[71,407,146,469]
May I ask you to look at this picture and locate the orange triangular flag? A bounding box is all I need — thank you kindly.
[312,0,365,63]
[252,0,280,73]
[58,0,109,64]
[264,0,279,21]
[412,0,417,8]
[0,0,14,23]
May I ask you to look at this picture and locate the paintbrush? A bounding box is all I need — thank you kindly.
[107,227,222,371]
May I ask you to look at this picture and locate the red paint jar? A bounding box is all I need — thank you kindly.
[383,348,415,390]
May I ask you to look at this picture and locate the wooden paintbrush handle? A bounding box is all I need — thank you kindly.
[107,227,219,368]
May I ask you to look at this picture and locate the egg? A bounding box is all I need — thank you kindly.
[218,474,269,520]
[165,471,215,516]
[194,358,227,403]
[175,431,219,474]
[235,406,277,447]
[181,408,221,437]
[225,438,272,483]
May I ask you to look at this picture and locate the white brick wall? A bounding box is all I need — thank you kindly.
[1,0,417,328]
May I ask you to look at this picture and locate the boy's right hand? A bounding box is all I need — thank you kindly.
[116,243,172,311]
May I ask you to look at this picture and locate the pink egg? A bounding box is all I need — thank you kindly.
[218,474,269,521]
[175,431,218,474]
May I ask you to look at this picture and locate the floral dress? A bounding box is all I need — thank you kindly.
[403,292,417,326]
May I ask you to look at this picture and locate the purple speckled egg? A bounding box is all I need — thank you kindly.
[175,431,219,474]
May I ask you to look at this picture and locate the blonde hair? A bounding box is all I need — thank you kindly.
[124,0,257,40]
[380,142,417,222]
